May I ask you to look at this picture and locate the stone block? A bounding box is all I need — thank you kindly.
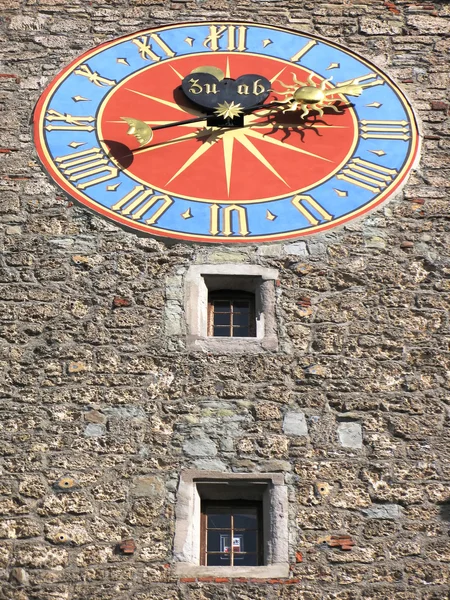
[362,504,403,520]
[338,422,363,448]
[283,412,308,437]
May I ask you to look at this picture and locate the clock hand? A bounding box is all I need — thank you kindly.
[122,100,288,152]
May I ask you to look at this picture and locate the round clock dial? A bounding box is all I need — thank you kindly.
[33,22,420,243]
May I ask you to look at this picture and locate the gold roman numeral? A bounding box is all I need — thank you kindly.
[73,64,116,87]
[45,109,96,132]
[132,33,176,62]
[203,25,248,52]
[55,147,119,190]
[290,39,318,63]
[111,184,173,225]
[336,157,397,193]
[359,120,411,141]
[210,204,249,236]
[291,194,333,225]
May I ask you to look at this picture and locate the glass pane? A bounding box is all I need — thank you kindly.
[234,302,250,311]
[233,312,249,326]
[233,326,249,337]
[214,300,231,310]
[214,327,231,337]
[234,511,258,529]
[207,553,231,566]
[207,513,231,529]
[214,312,231,326]
[233,553,258,566]
[238,530,257,553]
[207,531,231,553]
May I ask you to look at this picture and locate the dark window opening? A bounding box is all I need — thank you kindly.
[208,290,256,338]
[201,501,263,566]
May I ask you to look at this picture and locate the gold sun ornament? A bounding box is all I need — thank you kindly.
[214,101,244,120]
[273,73,364,119]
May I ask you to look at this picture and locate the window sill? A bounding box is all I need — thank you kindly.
[174,563,290,579]
[186,335,278,353]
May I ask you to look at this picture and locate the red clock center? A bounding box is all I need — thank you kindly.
[99,54,357,203]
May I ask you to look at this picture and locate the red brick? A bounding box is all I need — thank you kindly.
[431,101,448,111]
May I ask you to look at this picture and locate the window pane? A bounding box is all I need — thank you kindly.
[214,300,231,310]
[214,312,231,326]
[233,553,258,566]
[239,530,257,553]
[233,312,249,326]
[207,553,231,566]
[234,302,250,311]
[233,326,249,337]
[207,531,231,553]
[207,513,231,529]
[214,327,231,337]
[234,511,258,529]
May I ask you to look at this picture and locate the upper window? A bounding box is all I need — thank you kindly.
[208,290,256,338]
[185,264,279,353]
[201,501,262,566]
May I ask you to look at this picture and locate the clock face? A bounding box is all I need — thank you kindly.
[33,22,420,244]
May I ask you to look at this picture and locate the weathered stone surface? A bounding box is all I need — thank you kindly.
[283,412,308,436]
[362,504,403,520]
[182,434,218,457]
[337,422,363,449]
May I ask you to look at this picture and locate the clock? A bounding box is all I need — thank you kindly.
[33,22,420,244]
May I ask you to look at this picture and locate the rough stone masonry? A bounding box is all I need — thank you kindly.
[0,1,449,599]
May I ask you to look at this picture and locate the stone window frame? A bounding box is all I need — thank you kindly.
[173,470,289,579]
[185,264,278,352]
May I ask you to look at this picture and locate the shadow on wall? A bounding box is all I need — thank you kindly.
[439,500,450,522]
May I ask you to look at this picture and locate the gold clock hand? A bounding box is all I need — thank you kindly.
[121,115,209,147]
[122,101,292,153]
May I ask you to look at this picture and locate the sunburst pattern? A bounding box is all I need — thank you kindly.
[108,62,350,199]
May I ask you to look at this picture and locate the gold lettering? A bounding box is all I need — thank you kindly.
[204,83,218,94]
[203,24,247,52]
[292,194,333,225]
[188,78,203,94]
[55,147,118,190]
[73,64,116,87]
[290,39,317,63]
[252,78,267,95]
[112,184,173,224]
[44,109,95,132]
[237,84,250,95]
[132,33,176,62]
[210,204,249,236]
[336,158,397,193]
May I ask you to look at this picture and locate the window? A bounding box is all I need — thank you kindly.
[185,264,278,352]
[208,290,256,337]
[201,501,262,566]
[173,471,289,578]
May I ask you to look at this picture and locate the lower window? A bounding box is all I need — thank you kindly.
[201,501,262,566]
[173,471,289,578]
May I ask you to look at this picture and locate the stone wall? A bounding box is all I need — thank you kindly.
[1,1,449,599]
